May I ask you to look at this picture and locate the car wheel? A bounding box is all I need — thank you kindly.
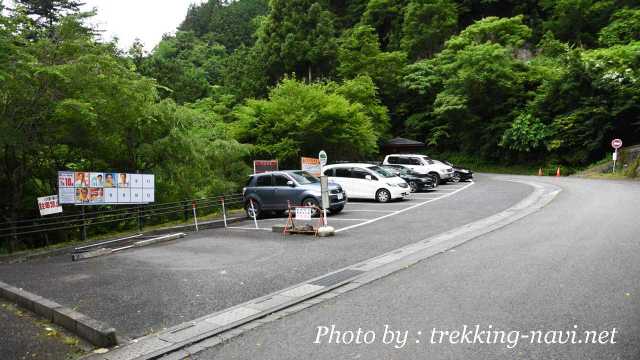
[429,172,441,185]
[302,197,320,216]
[376,189,391,203]
[408,181,418,193]
[331,206,344,215]
[451,173,461,183]
[245,199,262,219]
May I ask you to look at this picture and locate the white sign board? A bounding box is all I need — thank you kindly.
[38,195,63,216]
[58,171,154,205]
[295,207,313,220]
[613,151,618,161]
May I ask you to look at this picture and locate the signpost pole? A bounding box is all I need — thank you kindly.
[318,151,329,227]
[611,139,623,174]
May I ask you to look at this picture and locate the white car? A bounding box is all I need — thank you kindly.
[322,163,409,202]
[383,154,454,184]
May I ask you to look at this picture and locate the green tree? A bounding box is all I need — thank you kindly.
[140,31,227,103]
[256,0,338,81]
[599,8,640,46]
[540,0,627,47]
[233,78,379,164]
[337,24,407,128]
[179,0,268,51]
[220,45,270,100]
[361,0,406,50]
[401,0,458,59]
[403,17,532,156]
[14,0,84,29]
[332,75,391,139]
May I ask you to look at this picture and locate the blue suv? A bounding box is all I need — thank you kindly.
[242,171,347,218]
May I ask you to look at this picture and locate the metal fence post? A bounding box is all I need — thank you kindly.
[81,206,87,241]
[137,205,144,232]
[220,196,228,228]
[192,201,199,232]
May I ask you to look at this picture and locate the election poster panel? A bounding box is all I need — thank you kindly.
[57,171,155,205]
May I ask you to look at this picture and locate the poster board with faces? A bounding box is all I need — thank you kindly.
[58,171,155,205]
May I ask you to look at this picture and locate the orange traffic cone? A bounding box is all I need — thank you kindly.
[538,168,543,176]
[556,167,561,177]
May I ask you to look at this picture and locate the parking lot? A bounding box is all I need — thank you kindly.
[0,175,532,341]
[228,181,475,233]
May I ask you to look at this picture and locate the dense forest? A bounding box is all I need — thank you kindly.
[2,0,640,222]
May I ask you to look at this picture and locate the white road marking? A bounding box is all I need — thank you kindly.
[335,182,475,233]
[327,218,370,221]
[344,209,395,213]
[226,226,272,231]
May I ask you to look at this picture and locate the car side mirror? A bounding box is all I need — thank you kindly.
[287,180,295,187]
[365,175,372,181]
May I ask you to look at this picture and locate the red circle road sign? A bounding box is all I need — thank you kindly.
[611,139,623,149]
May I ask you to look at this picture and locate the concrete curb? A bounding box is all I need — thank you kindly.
[133,233,185,247]
[0,280,117,347]
[72,233,187,261]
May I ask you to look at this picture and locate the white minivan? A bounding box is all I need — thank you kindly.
[322,163,409,202]
[383,154,453,184]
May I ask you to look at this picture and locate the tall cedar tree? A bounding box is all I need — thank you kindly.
[15,0,84,29]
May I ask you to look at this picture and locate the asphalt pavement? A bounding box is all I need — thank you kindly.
[0,300,86,360]
[0,175,530,340]
[194,175,640,360]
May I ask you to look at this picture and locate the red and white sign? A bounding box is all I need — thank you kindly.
[253,160,278,174]
[295,207,313,220]
[38,195,63,216]
[611,139,623,149]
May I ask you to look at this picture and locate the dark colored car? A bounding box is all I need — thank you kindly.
[441,161,474,182]
[242,171,347,218]
[381,165,437,192]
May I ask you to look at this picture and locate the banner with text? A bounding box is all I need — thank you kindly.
[38,195,63,216]
[301,157,322,177]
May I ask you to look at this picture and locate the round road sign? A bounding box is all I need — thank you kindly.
[319,150,328,166]
[611,139,623,149]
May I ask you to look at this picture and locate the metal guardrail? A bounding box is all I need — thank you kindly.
[0,193,245,253]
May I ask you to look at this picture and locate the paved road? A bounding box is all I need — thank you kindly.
[0,175,529,339]
[196,176,640,360]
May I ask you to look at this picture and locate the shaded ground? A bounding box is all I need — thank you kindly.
[0,300,87,360]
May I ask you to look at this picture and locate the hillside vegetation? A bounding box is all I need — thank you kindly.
[2,0,640,223]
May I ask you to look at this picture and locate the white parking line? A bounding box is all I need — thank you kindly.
[335,181,475,233]
[226,226,272,231]
[327,218,370,221]
[344,209,395,213]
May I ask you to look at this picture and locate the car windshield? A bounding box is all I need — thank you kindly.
[288,171,319,184]
[367,165,395,178]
